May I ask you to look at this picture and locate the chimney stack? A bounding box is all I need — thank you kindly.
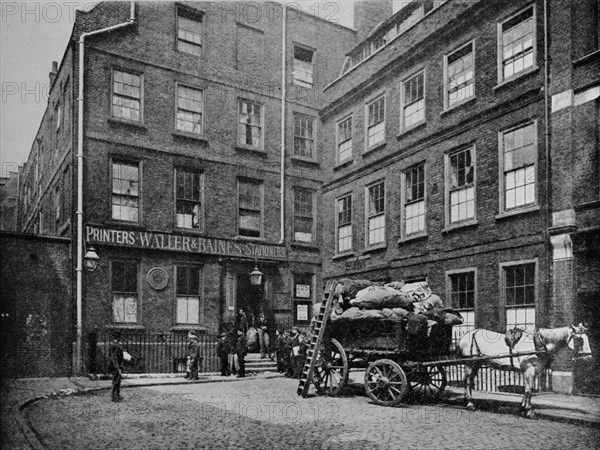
[354,0,394,42]
[49,61,58,85]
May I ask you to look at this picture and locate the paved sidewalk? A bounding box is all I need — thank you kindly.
[2,372,599,449]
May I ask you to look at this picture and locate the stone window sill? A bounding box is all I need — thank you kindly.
[442,219,479,234]
[172,131,208,143]
[107,117,147,131]
[397,232,428,244]
[495,205,540,220]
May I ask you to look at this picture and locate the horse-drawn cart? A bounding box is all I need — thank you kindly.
[309,310,456,406]
[297,279,592,416]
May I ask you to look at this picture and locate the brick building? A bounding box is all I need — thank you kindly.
[11,1,364,372]
[320,0,599,392]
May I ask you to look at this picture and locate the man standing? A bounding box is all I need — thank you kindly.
[186,332,201,381]
[216,333,231,376]
[108,332,124,402]
[235,329,248,378]
[256,310,273,360]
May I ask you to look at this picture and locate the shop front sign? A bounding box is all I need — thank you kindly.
[86,225,287,260]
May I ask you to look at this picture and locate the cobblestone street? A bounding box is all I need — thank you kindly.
[25,377,599,450]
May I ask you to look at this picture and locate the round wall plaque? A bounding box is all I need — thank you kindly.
[147,267,169,290]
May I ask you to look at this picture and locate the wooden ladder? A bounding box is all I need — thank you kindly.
[297,280,336,397]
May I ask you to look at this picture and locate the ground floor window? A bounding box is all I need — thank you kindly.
[111,261,138,323]
[176,266,201,324]
[447,269,476,344]
[502,261,536,332]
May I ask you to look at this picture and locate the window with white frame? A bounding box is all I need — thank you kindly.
[402,71,425,129]
[112,261,138,323]
[293,113,316,159]
[238,179,262,237]
[500,6,535,81]
[446,42,474,108]
[447,270,476,343]
[447,147,475,224]
[177,7,203,56]
[54,183,61,224]
[366,95,385,148]
[112,70,142,122]
[336,195,352,253]
[367,181,385,246]
[294,188,314,243]
[337,116,352,163]
[404,163,425,236]
[176,169,202,229]
[501,122,536,211]
[176,85,203,135]
[176,266,201,324]
[502,261,536,332]
[293,45,314,87]
[112,161,139,222]
[238,99,263,148]
[55,101,61,131]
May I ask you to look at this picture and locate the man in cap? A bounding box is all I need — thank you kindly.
[234,328,248,378]
[108,331,124,402]
[186,331,201,381]
[216,332,231,376]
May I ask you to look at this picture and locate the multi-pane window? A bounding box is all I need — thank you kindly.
[503,262,536,331]
[176,169,201,229]
[55,101,61,130]
[293,45,314,87]
[366,96,385,148]
[112,161,139,222]
[177,8,203,56]
[402,71,425,129]
[448,271,476,342]
[238,100,262,148]
[294,188,314,243]
[448,147,475,223]
[367,182,385,246]
[500,7,535,80]
[112,70,141,122]
[112,261,138,323]
[176,85,203,135]
[337,116,352,163]
[336,195,352,253]
[238,179,262,237]
[404,163,425,236]
[176,266,201,324]
[502,122,536,211]
[446,42,474,108]
[293,113,315,159]
[54,183,61,223]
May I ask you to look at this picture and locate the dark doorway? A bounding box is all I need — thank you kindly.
[236,273,264,327]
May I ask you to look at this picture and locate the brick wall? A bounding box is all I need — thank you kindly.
[0,233,72,377]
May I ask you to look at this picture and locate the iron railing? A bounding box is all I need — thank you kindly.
[92,331,219,375]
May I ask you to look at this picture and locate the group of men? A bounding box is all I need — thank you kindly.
[216,328,249,378]
[274,327,309,379]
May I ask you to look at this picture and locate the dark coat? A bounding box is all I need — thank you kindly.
[108,340,123,372]
[187,339,201,359]
[235,334,248,356]
[216,339,229,358]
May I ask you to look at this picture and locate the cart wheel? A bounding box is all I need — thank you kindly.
[311,338,348,396]
[409,365,447,401]
[364,359,409,407]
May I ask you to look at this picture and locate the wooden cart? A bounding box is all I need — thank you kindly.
[297,281,461,406]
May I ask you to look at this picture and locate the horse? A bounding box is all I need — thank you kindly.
[457,323,592,418]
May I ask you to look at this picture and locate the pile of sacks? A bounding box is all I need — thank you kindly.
[329,278,463,328]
